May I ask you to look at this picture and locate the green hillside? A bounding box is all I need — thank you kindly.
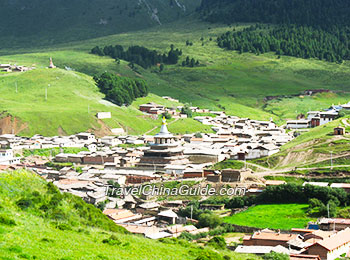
[0,170,260,260]
[0,0,201,48]
[0,68,211,136]
[2,18,350,127]
[252,119,350,170]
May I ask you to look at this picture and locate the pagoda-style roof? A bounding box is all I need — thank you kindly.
[154,117,174,138]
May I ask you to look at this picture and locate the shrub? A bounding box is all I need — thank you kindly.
[16,198,33,209]
[102,235,122,246]
[0,214,16,226]
[263,252,289,260]
[56,223,72,231]
[206,236,227,250]
[195,250,224,260]
[198,213,222,228]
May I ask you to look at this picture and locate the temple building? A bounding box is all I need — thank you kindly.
[138,118,189,170]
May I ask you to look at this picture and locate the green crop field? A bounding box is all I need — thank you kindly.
[0,170,260,260]
[224,204,314,230]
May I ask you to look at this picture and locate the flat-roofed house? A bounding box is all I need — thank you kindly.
[221,169,251,182]
[243,231,299,247]
[330,183,350,193]
[319,218,350,231]
[158,209,178,225]
[286,120,310,129]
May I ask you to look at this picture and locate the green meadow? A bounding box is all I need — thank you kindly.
[0,170,260,260]
[224,204,313,230]
[0,67,211,136]
[1,18,350,136]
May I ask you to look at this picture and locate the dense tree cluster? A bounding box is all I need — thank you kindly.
[217,24,350,62]
[94,72,148,106]
[203,183,349,209]
[91,44,182,69]
[181,56,200,67]
[199,0,350,28]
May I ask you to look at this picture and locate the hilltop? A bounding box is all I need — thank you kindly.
[0,0,201,48]
[0,170,259,260]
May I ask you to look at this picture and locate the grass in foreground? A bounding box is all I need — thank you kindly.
[0,170,260,260]
[224,204,314,230]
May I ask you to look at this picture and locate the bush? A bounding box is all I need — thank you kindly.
[56,223,72,231]
[195,250,224,260]
[308,198,323,208]
[16,198,33,209]
[206,236,227,250]
[102,235,122,246]
[263,252,289,260]
[0,214,16,226]
[198,213,222,229]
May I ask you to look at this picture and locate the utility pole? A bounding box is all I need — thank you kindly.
[327,203,330,218]
[190,204,193,220]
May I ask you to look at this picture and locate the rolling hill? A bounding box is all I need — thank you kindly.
[0,67,212,136]
[0,2,350,136]
[2,17,350,125]
[0,0,201,48]
[0,170,259,260]
[252,118,350,170]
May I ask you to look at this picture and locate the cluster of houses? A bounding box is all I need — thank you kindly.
[191,113,293,160]
[0,63,34,73]
[139,101,212,118]
[236,220,350,260]
[286,103,349,129]
[2,97,350,258]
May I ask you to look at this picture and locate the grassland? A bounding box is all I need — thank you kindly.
[224,204,314,230]
[0,68,212,136]
[2,17,350,129]
[0,170,260,260]
[22,147,89,158]
[252,118,350,169]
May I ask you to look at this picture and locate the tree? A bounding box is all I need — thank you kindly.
[94,72,149,106]
[159,64,164,72]
[198,213,222,228]
[162,112,172,120]
[181,106,192,118]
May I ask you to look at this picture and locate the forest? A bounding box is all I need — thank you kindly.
[199,0,350,28]
[217,24,350,63]
[94,72,148,106]
[91,44,182,69]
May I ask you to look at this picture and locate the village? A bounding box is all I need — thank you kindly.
[1,97,350,260]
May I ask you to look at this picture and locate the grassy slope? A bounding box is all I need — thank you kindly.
[0,0,201,48]
[2,18,350,124]
[0,68,211,136]
[0,171,260,260]
[253,119,350,169]
[0,18,350,135]
[224,204,314,230]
